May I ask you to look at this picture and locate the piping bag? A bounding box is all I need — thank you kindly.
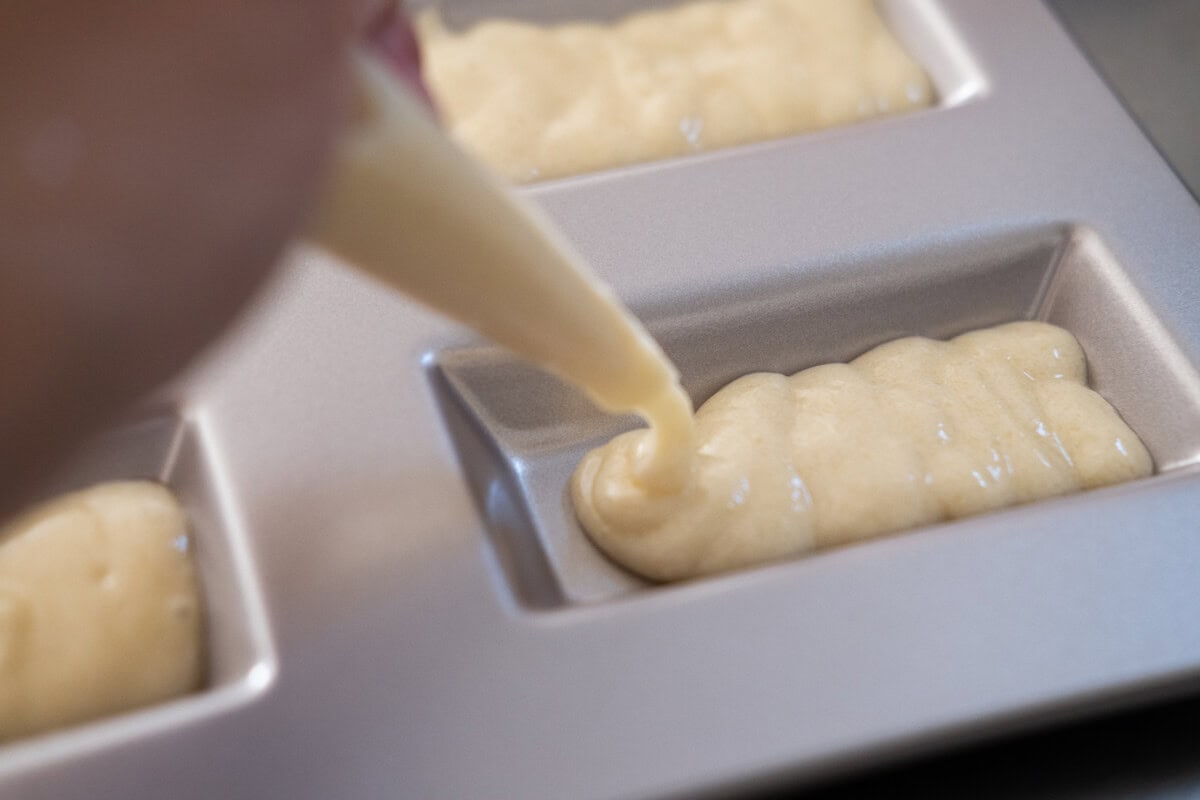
[308,53,694,492]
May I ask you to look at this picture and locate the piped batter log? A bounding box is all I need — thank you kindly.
[573,322,1152,581]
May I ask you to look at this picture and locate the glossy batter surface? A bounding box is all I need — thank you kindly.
[313,60,1151,587]
[0,482,204,740]
[573,322,1153,581]
[418,0,933,181]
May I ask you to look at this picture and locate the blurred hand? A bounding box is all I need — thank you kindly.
[0,0,424,515]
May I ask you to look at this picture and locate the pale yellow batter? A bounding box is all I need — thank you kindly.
[0,481,204,741]
[417,0,934,182]
[313,56,1152,586]
[573,322,1153,581]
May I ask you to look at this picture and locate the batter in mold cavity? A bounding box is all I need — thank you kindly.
[572,322,1152,581]
[310,54,1152,586]
[417,0,934,181]
[0,481,204,740]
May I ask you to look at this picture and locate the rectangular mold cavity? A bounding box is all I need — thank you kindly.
[412,0,985,173]
[431,225,1200,608]
[0,414,274,773]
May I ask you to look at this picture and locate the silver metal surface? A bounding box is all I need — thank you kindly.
[4,1,1200,797]
[436,225,1200,607]
[1050,0,1200,199]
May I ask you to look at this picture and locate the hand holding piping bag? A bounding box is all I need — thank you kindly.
[0,2,428,517]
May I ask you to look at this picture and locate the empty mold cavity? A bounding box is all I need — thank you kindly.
[0,415,274,772]
[413,0,985,177]
[431,225,1200,608]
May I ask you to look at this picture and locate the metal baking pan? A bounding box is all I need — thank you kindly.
[4,1,1200,797]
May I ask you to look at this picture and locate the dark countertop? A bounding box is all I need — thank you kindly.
[778,693,1200,798]
[758,2,1200,796]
